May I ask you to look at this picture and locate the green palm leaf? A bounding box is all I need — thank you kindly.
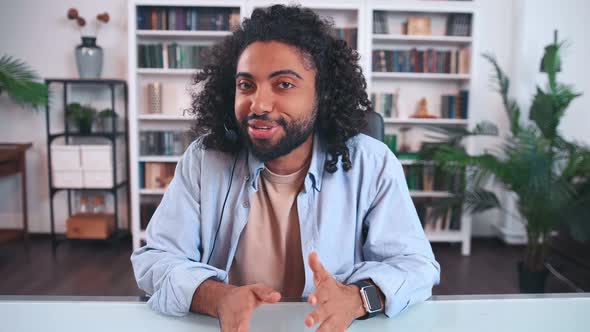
[0,55,48,108]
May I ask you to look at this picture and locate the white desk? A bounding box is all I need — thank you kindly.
[1,294,589,331]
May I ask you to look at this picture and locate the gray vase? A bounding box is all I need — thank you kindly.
[75,36,103,79]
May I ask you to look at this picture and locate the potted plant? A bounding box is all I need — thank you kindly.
[421,35,590,293]
[66,103,96,134]
[96,108,118,132]
[0,55,48,108]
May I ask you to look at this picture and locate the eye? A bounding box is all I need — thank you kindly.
[237,81,253,90]
[278,81,295,89]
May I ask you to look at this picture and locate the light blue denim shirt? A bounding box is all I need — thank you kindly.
[131,133,440,318]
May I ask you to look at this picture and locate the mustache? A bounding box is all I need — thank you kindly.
[241,113,288,127]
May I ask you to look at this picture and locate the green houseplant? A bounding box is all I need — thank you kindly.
[97,108,118,132]
[422,37,590,293]
[66,103,96,134]
[0,55,48,108]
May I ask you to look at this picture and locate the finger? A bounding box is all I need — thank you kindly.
[304,303,330,328]
[249,283,281,303]
[308,252,331,286]
[236,318,251,332]
[317,315,349,332]
[307,286,330,306]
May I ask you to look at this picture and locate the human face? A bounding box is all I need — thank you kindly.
[234,41,317,161]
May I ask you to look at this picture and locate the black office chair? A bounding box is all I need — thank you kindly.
[360,110,384,142]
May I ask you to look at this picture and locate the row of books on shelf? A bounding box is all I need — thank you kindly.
[402,163,463,192]
[371,93,397,118]
[137,6,240,31]
[138,43,208,69]
[442,90,469,119]
[139,131,192,156]
[416,202,462,231]
[139,162,176,189]
[333,28,358,50]
[446,14,472,37]
[372,48,470,74]
[370,90,469,119]
[373,11,471,37]
[140,201,159,229]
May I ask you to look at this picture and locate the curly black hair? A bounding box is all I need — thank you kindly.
[188,4,371,173]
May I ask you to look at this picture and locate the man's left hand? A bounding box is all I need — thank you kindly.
[304,252,366,332]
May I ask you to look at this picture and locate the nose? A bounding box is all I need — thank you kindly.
[250,85,274,115]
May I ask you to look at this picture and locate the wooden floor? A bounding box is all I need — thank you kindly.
[0,237,547,296]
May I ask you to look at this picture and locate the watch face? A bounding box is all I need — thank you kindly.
[363,286,382,311]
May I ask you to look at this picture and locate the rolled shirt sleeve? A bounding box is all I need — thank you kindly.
[346,152,441,317]
[130,142,227,316]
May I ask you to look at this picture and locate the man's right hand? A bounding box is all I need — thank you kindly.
[216,283,281,332]
[191,280,281,332]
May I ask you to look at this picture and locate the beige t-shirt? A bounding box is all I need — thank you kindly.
[228,162,309,300]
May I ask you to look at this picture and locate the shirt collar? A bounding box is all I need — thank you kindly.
[246,131,326,192]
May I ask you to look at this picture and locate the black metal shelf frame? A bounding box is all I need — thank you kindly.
[44,79,130,253]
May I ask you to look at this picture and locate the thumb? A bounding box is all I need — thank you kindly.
[250,284,282,303]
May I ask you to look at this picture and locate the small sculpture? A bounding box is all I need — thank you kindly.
[411,97,437,118]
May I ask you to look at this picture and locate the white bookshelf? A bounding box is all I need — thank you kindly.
[366,0,477,255]
[129,0,246,250]
[129,0,477,255]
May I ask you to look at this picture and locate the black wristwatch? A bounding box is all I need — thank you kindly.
[351,280,383,320]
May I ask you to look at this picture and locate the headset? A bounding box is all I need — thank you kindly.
[206,124,240,265]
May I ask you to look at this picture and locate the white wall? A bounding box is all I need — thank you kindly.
[482,0,590,239]
[0,0,128,233]
[0,0,588,237]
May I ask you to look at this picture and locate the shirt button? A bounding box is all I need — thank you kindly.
[242,201,250,208]
[245,175,250,181]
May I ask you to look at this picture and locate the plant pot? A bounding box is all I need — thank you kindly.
[78,120,92,135]
[96,117,115,132]
[518,261,549,293]
[75,36,103,79]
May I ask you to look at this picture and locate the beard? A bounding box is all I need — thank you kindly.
[239,106,317,162]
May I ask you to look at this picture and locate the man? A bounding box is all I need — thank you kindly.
[131,5,440,332]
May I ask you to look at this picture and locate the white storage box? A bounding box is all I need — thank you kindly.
[83,170,114,188]
[51,145,81,171]
[52,170,83,188]
[80,143,126,171]
[82,161,126,188]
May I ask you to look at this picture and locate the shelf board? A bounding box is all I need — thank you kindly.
[137,30,232,38]
[137,68,199,75]
[373,34,472,44]
[139,188,167,195]
[426,230,464,242]
[399,159,435,165]
[372,72,470,80]
[410,190,453,198]
[48,132,125,140]
[50,181,128,194]
[384,118,468,126]
[46,78,127,85]
[138,114,192,121]
[139,156,181,162]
